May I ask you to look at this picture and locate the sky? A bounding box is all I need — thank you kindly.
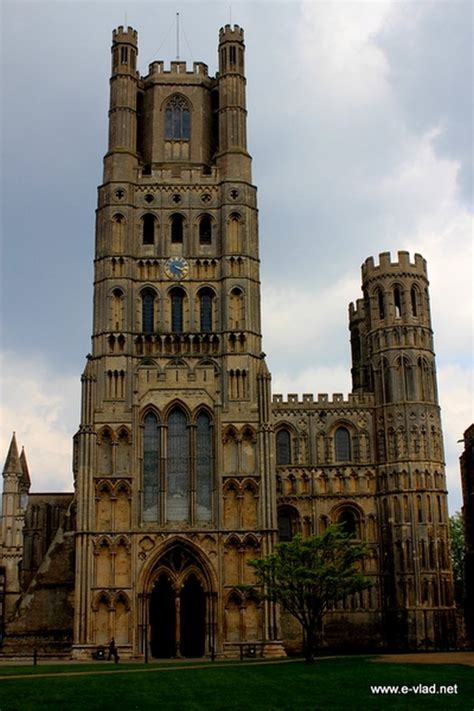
[0,0,472,511]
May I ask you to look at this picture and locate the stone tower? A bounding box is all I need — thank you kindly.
[349,252,455,647]
[72,25,282,659]
[0,434,30,622]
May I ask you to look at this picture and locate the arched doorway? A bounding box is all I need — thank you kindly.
[146,544,213,659]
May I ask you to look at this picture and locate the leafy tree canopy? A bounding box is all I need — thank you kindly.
[247,524,372,661]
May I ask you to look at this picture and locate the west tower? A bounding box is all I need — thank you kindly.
[72,25,282,659]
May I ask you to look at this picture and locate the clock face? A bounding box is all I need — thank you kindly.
[164,257,189,280]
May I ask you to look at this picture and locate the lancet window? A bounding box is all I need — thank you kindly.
[142,406,214,524]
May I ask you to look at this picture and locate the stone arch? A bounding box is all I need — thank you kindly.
[95,537,113,588]
[141,537,216,659]
[96,480,113,530]
[225,590,243,643]
[111,213,126,253]
[228,285,245,329]
[223,479,240,529]
[224,534,241,585]
[93,591,111,645]
[241,479,259,529]
[331,502,364,538]
[114,591,131,645]
[277,504,300,541]
[241,425,256,474]
[223,426,239,474]
[227,212,243,253]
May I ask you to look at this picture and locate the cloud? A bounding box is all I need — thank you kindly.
[438,364,474,513]
[0,352,78,493]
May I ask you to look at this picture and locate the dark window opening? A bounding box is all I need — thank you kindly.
[276,430,291,465]
[339,510,357,536]
[170,288,184,332]
[171,214,184,244]
[142,289,155,333]
[143,214,155,245]
[278,512,293,541]
[394,287,402,318]
[199,216,212,245]
[229,46,236,66]
[335,427,351,461]
[411,286,418,316]
[377,289,385,320]
[120,46,128,64]
[199,289,213,333]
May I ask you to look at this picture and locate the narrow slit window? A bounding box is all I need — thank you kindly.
[276,430,291,465]
[394,287,402,318]
[199,289,213,332]
[170,288,184,332]
[142,289,156,334]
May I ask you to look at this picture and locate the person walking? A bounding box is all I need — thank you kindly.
[108,637,119,663]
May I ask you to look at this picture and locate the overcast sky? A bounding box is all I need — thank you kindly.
[1,1,472,512]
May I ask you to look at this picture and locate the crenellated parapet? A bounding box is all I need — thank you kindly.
[362,251,427,283]
[272,392,374,406]
[146,61,210,79]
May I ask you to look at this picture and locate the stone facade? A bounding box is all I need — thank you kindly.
[0,24,456,658]
[460,424,474,646]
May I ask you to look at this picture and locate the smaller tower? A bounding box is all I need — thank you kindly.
[104,26,139,181]
[350,252,455,649]
[217,25,251,180]
[0,434,30,619]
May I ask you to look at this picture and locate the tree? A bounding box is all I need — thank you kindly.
[247,524,372,662]
[449,511,465,606]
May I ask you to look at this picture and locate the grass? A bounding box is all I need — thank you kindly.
[0,657,473,710]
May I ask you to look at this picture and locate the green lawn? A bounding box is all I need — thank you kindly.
[0,657,472,710]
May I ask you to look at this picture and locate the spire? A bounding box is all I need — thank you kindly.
[2,432,21,478]
[20,447,31,492]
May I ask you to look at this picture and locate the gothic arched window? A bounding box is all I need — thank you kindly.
[143,412,160,522]
[335,427,351,461]
[196,411,212,521]
[338,509,358,537]
[199,288,213,333]
[171,214,184,244]
[141,288,156,334]
[199,215,212,245]
[165,94,190,140]
[142,214,156,245]
[375,288,385,320]
[278,506,299,541]
[411,285,419,317]
[170,288,184,332]
[276,429,291,465]
[166,407,189,522]
[394,286,402,319]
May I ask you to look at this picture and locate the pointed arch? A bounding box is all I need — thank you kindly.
[164,94,190,140]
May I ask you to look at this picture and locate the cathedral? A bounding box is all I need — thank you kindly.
[0,25,456,659]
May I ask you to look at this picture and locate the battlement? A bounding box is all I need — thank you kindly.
[272,392,374,407]
[362,251,427,281]
[147,60,209,78]
[349,298,365,323]
[219,24,245,42]
[112,26,138,45]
